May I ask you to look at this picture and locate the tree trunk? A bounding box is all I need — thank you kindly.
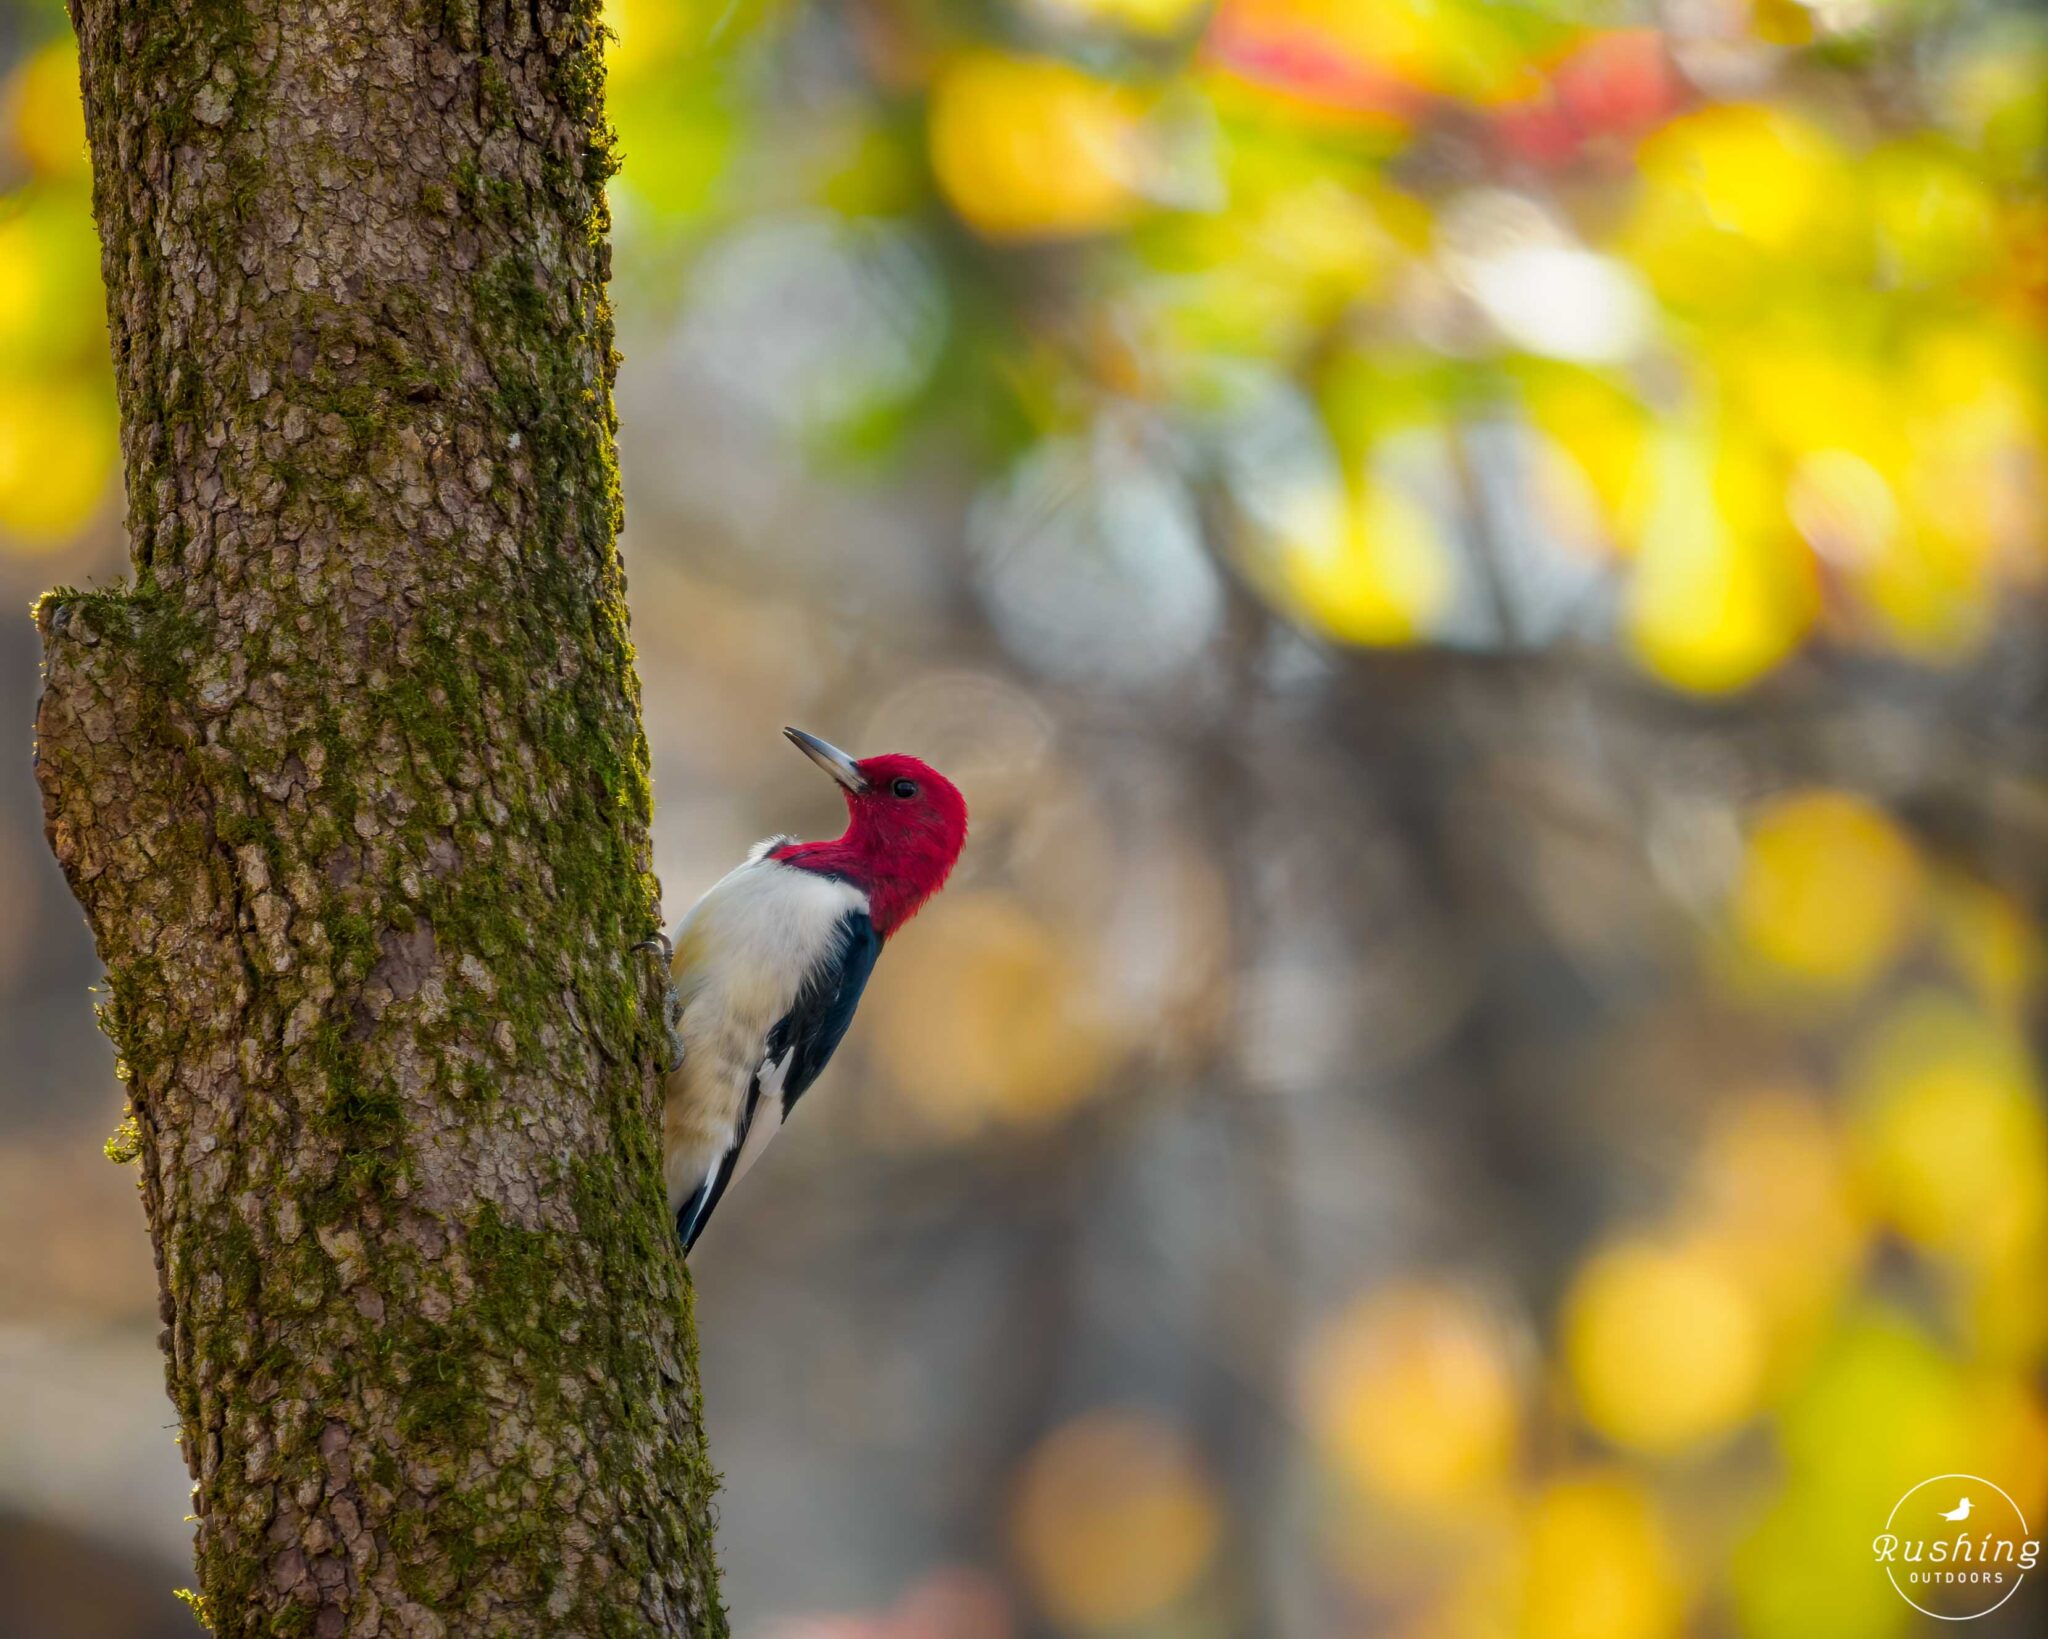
[33,2,725,1632]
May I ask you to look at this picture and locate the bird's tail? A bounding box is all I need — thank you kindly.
[673,1160,734,1257]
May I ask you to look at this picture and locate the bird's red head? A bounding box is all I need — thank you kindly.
[772,729,968,937]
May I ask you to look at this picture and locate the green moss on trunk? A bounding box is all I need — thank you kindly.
[36,2,726,1631]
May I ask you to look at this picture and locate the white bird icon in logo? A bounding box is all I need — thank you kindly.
[1941,1497,1974,1521]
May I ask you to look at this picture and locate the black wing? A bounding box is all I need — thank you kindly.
[675,910,882,1254]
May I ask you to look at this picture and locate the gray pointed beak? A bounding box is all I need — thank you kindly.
[784,727,867,793]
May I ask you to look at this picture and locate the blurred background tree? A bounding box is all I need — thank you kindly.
[2,0,2045,1635]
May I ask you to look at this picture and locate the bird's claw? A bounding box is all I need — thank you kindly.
[633,930,684,1074]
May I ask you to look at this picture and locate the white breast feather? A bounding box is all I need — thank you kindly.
[661,854,868,1210]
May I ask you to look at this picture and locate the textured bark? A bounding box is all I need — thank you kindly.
[35,2,725,1632]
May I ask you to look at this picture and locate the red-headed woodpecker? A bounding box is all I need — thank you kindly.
[653,728,968,1254]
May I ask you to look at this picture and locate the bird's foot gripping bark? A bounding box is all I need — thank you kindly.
[635,932,685,1073]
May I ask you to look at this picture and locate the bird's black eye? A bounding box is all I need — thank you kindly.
[891,777,918,800]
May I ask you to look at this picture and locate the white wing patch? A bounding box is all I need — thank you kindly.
[731,1047,794,1186]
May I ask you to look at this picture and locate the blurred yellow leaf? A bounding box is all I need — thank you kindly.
[603,0,763,217]
[1255,178,1395,290]
[1145,173,1402,362]
[1645,104,1848,251]
[7,38,88,181]
[1733,1478,1915,1639]
[1564,1238,1766,1456]
[602,0,685,77]
[0,189,112,372]
[609,84,734,218]
[1731,790,1922,993]
[1012,1411,1221,1631]
[816,122,924,219]
[1907,322,2041,426]
[1275,471,1454,646]
[1302,1281,1523,1514]
[1778,1307,2000,1505]
[1788,433,2002,663]
[1622,105,1854,310]
[930,53,1146,242]
[1750,0,1816,47]
[1625,426,1818,694]
[1856,525,1997,659]
[1682,1089,1866,1382]
[1898,324,2045,626]
[1970,1375,2048,1515]
[1847,992,2048,1269]
[1866,139,2001,288]
[1518,1471,1685,1639]
[867,892,1116,1138]
[1725,341,1901,473]
[1933,878,2042,1019]
[0,375,117,549]
[604,0,782,70]
[1518,367,1651,550]
[1963,1234,2048,1369]
[1737,1308,2037,1639]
